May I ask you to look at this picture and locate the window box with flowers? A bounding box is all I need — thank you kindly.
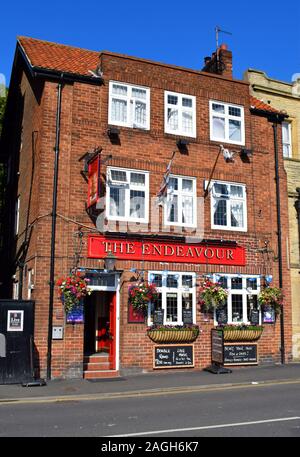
[198,279,228,313]
[258,286,283,319]
[56,272,92,319]
[128,281,159,316]
[216,324,264,342]
[147,324,200,343]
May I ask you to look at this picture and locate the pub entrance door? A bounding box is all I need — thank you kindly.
[84,291,116,370]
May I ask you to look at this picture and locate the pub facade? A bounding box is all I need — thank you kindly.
[0,37,293,379]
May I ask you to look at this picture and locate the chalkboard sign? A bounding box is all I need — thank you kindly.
[224,343,257,365]
[182,308,193,324]
[154,345,194,369]
[153,309,164,325]
[211,329,224,364]
[250,309,260,325]
[216,308,227,325]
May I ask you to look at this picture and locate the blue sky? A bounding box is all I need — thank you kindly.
[1,0,299,87]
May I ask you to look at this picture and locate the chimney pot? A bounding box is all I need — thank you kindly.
[204,56,211,65]
[220,43,228,50]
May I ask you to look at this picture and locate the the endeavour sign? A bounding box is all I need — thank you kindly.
[88,236,246,266]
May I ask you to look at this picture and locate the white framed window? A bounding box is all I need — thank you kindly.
[164,91,196,137]
[209,180,247,232]
[27,269,33,300]
[213,274,261,324]
[13,281,19,300]
[148,272,196,326]
[108,81,150,130]
[15,196,20,235]
[209,100,245,145]
[165,175,197,227]
[282,121,292,158]
[106,167,149,223]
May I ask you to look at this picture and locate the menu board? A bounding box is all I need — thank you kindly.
[154,345,194,369]
[224,343,258,365]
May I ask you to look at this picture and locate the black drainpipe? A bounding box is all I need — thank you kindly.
[47,78,63,380]
[272,119,285,364]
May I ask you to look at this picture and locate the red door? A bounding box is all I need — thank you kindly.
[108,292,116,370]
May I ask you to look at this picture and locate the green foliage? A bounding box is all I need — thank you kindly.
[0,87,8,135]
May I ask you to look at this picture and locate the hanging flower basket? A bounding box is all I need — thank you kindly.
[56,271,92,314]
[198,280,228,313]
[128,281,158,316]
[258,286,283,315]
[147,324,200,343]
[217,324,264,342]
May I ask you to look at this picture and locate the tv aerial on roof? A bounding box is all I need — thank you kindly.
[215,26,232,49]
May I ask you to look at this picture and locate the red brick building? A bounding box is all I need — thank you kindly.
[0,37,292,379]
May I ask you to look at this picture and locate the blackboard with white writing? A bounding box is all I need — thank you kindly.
[153,309,164,325]
[154,345,194,369]
[224,343,257,365]
[182,309,193,324]
[211,329,224,364]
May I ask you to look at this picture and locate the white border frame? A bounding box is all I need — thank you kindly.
[88,274,120,371]
[164,90,196,138]
[208,179,248,232]
[7,310,24,332]
[108,80,150,130]
[106,167,150,224]
[147,271,197,326]
[282,121,292,158]
[209,100,245,146]
[213,273,261,325]
[164,174,197,228]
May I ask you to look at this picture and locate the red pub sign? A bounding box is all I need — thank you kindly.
[88,236,246,266]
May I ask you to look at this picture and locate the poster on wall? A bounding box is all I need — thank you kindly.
[66,303,84,324]
[262,306,275,324]
[128,302,145,323]
[7,310,24,332]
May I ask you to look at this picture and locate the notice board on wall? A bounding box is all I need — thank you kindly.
[153,345,194,369]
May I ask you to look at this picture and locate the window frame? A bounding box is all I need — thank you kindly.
[282,121,292,158]
[148,271,196,326]
[164,90,196,138]
[164,174,197,228]
[213,274,261,325]
[106,167,149,223]
[208,180,247,232]
[15,196,20,236]
[108,81,150,130]
[209,100,245,146]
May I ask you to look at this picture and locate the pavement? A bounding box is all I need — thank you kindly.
[1,362,300,404]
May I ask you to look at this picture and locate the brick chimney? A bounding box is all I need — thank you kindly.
[202,43,232,78]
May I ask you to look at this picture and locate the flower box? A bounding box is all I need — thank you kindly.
[219,327,264,342]
[147,327,199,343]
